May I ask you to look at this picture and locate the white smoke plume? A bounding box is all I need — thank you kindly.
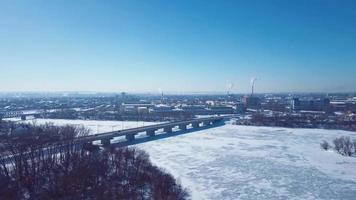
[250,77,257,86]
[226,82,234,95]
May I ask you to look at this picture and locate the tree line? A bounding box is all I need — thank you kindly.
[0,120,189,199]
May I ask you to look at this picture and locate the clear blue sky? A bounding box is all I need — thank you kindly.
[1,0,355,93]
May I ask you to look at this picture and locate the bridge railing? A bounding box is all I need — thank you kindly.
[73,116,225,143]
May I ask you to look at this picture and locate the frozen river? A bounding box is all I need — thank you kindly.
[137,123,356,200]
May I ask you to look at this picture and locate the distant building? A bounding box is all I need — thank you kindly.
[242,96,261,109]
[180,105,207,114]
[330,101,356,112]
[121,103,154,113]
[137,107,149,114]
[207,106,234,114]
[149,104,173,113]
[148,105,188,120]
[205,101,215,106]
[234,103,245,113]
[292,98,330,111]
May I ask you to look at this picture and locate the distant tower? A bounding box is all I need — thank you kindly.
[121,92,126,104]
[121,92,126,99]
[251,78,257,96]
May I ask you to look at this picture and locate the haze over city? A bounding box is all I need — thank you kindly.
[1,0,356,93]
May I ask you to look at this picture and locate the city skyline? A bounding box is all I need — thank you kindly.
[1,0,356,93]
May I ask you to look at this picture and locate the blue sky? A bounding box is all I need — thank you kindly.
[1,0,355,93]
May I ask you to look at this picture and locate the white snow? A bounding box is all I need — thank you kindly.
[7,118,159,135]
[136,122,356,200]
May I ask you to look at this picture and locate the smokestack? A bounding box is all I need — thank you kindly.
[250,78,257,96]
[157,88,164,104]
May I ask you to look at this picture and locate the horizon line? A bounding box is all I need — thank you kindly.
[0,90,355,95]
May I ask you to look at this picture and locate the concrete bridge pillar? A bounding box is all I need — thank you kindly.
[192,122,200,128]
[179,124,187,130]
[125,134,135,141]
[212,119,222,124]
[101,138,111,147]
[164,127,172,133]
[146,129,156,137]
[203,121,211,126]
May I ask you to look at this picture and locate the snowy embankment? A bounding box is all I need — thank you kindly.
[137,122,356,200]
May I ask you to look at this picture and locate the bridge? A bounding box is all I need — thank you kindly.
[76,116,225,147]
[0,116,226,163]
[0,110,44,120]
[0,111,24,118]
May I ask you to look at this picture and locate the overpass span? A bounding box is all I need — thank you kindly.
[75,116,225,147]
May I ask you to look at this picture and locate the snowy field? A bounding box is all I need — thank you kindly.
[7,118,158,135]
[137,122,356,200]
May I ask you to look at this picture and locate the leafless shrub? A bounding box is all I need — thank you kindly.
[342,136,354,156]
[333,137,343,154]
[333,136,355,156]
[320,141,330,150]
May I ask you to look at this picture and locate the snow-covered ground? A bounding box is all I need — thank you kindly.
[7,118,158,135]
[137,122,356,200]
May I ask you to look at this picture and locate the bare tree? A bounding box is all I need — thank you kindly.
[333,136,355,156]
[342,136,354,156]
[333,137,343,154]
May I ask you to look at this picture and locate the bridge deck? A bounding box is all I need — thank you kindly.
[75,116,224,143]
